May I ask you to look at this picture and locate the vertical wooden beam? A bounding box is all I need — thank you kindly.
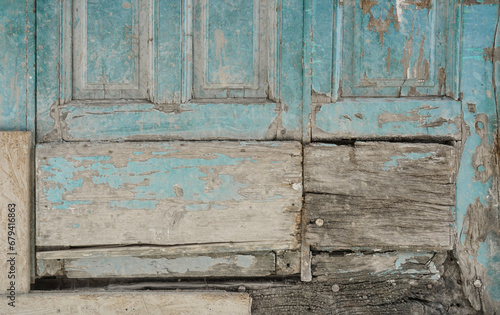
[456,2,500,313]
[0,132,32,301]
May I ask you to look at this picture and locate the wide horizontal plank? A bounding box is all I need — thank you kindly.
[36,141,302,250]
[313,98,461,140]
[1,291,251,314]
[37,247,277,278]
[305,142,455,250]
[57,101,281,141]
[0,132,32,294]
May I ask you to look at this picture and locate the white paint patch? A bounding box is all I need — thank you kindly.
[292,183,302,191]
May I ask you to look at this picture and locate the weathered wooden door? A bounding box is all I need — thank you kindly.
[1,0,498,312]
[35,0,305,279]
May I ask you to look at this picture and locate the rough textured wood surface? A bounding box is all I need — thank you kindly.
[0,291,251,314]
[0,132,32,295]
[305,142,455,250]
[36,246,279,278]
[251,268,474,314]
[36,252,474,314]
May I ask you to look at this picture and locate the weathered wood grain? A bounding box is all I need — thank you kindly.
[251,252,475,314]
[0,291,251,314]
[313,98,462,140]
[37,246,277,278]
[36,141,302,251]
[312,251,442,282]
[305,142,455,250]
[0,132,32,295]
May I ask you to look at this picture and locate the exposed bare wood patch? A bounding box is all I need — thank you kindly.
[305,142,455,250]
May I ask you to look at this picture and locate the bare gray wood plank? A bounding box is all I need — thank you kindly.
[312,251,442,282]
[250,252,474,314]
[305,142,455,250]
[36,141,302,251]
[1,291,251,314]
[0,132,32,295]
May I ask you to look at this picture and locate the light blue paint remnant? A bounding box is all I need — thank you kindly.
[133,151,143,156]
[236,255,255,268]
[382,152,435,171]
[72,224,80,228]
[151,152,169,155]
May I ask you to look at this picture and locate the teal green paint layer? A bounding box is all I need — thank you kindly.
[315,98,461,139]
[61,102,278,140]
[0,0,33,130]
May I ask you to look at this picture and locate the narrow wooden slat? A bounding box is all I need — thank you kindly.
[0,291,251,314]
[0,132,31,295]
[37,247,276,278]
[305,142,455,250]
[312,251,442,282]
[36,141,302,251]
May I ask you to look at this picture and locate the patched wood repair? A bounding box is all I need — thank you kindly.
[305,142,455,250]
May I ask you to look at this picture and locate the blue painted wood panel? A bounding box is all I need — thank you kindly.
[343,0,448,97]
[36,0,304,141]
[86,0,138,85]
[0,0,35,131]
[313,98,461,140]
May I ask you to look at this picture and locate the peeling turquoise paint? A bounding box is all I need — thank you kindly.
[64,254,259,277]
[382,152,435,171]
[455,4,500,309]
[61,103,280,141]
[315,98,461,139]
[40,153,255,211]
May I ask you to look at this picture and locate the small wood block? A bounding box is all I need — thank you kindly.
[0,132,32,295]
[0,291,251,314]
